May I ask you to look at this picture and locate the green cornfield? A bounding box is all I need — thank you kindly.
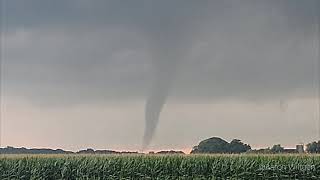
[0,154,319,179]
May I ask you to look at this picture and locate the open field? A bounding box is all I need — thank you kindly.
[0,154,319,179]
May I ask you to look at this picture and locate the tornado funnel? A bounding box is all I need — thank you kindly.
[142,49,179,150]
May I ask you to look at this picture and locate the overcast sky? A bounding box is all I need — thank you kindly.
[1,0,319,152]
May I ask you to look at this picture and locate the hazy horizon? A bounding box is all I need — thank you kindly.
[0,0,319,152]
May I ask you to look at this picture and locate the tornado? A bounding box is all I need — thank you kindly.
[142,76,170,150]
[142,44,180,150]
[140,2,191,150]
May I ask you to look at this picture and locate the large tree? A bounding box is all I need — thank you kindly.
[191,137,229,154]
[191,137,251,154]
[306,141,320,153]
[270,144,284,153]
[229,139,251,153]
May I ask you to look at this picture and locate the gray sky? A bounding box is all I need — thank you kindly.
[1,0,319,152]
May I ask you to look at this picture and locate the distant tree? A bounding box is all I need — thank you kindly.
[191,137,251,154]
[270,144,284,153]
[191,137,229,154]
[156,150,185,155]
[78,148,95,154]
[248,147,271,154]
[229,139,251,153]
[306,141,320,153]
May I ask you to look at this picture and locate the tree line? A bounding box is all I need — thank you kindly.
[191,137,320,154]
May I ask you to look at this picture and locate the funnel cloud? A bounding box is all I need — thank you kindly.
[141,5,192,148]
[143,44,181,149]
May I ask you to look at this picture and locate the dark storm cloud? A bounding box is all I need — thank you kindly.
[4,0,317,29]
[2,0,319,105]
